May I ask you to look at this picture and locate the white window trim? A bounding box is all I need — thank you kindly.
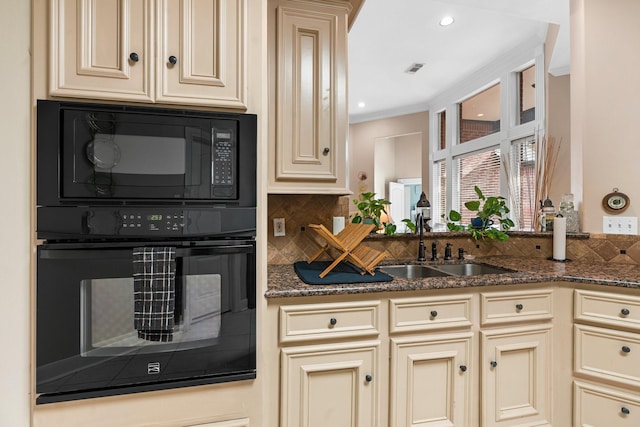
[428,38,546,223]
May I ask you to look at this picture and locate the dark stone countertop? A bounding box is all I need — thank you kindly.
[266,256,640,298]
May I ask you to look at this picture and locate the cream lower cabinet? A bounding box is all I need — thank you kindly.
[281,341,379,427]
[268,0,350,193]
[390,333,473,426]
[480,289,554,427]
[389,294,474,426]
[278,300,381,427]
[273,288,557,427]
[50,0,247,108]
[481,325,552,427]
[573,289,640,426]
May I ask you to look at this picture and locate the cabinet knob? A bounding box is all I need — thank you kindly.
[490,361,497,368]
[459,365,467,372]
[622,345,631,353]
[621,407,630,415]
[430,310,438,318]
[621,308,630,316]
[365,374,373,382]
[515,304,524,311]
[322,147,330,155]
[129,52,139,62]
[329,317,337,326]
[169,55,178,65]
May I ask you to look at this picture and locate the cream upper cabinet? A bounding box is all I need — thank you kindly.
[50,0,247,109]
[156,0,246,108]
[268,0,350,194]
[50,0,153,102]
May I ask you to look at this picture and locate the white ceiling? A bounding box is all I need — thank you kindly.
[348,0,570,123]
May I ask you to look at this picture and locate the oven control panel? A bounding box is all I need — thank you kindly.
[37,206,256,240]
[120,212,185,234]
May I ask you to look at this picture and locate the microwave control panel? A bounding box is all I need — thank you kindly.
[212,128,236,199]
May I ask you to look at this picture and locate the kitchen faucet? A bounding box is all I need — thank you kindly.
[415,192,431,262]
[417,211,426,261]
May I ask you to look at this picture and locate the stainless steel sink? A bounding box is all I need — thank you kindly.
[429,263,513,276]
[380,263,513,279]
[379,265,451,279]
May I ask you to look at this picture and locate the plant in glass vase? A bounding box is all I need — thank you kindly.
[444,186,515,241]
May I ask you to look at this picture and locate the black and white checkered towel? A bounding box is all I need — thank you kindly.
[133,246,176,342]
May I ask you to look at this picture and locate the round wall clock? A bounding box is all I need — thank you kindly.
[602,188,630,213]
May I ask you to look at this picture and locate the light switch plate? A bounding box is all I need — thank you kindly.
[603,216,638,235]
[273,218,286,236]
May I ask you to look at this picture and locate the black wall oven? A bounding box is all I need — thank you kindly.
[35,101,257,404]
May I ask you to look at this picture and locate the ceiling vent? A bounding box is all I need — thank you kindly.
[405,63,425,74]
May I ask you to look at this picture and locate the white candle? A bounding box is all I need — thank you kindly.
[553,216,567,261]
[333,216,345,235]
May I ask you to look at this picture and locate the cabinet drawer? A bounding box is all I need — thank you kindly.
[480,289,553,326]
[574,381,640,427]
[575,289,640,332]
[574,324,640,388]
[389,295,472,334]
[279,301,380,344]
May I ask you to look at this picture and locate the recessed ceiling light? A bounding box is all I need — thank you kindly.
[439,16,454,26]
[358,102,366,108]
[477,113,484,117]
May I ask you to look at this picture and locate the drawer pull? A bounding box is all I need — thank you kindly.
[329,317,337,326]
[365,374,373,382]
[430,310,438,318]
[459,365,467,372]
[490,361,497,368]
[622,345,631,353]
[621,308,630,316]
[168,55,178,65]
[515,303,524,311]
[621,406,630,415]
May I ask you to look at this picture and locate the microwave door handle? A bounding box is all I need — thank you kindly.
[176,244,254,257]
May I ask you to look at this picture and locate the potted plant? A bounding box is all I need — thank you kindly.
[352,192,396,236]
[444,186,515,240]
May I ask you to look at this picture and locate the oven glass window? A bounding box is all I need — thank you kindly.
[81,273,223,357]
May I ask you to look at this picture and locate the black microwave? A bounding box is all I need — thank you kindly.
[37,100,257,207]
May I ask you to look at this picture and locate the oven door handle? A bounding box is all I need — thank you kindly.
[176,244,254,257]
[38,244,254,260]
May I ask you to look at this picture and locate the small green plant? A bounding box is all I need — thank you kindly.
[352,192,396,236]
[401,218,417,233]
[444,186,515,241]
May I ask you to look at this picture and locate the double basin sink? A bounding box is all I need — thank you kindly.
[379,263,513,279]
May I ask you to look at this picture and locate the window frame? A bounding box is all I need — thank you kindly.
[429,41,545,228]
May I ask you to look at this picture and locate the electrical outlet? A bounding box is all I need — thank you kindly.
[603,216,638,235]
[273,218,286,237]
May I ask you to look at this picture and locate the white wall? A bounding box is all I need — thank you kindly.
[0,2,32,426]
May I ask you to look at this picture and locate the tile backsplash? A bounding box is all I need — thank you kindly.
[267,194,640,265]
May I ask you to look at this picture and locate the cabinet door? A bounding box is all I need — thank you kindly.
[574,381,640,427]
[273,2,348,191]
[281,341,379,427]
[157,0,247,108]
[50,0,152,101]
[481,325,552,427]
[390,332,473,427]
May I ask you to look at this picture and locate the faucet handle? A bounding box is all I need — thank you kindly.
[444,243,453,260]
[458,247,465,260]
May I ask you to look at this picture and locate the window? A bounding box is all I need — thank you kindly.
[429,49,543,231]
[459,83,500,144]
[506,136,536,230]
[454,149,501,224]
[438,110,446,149]
[518,65,536,124]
